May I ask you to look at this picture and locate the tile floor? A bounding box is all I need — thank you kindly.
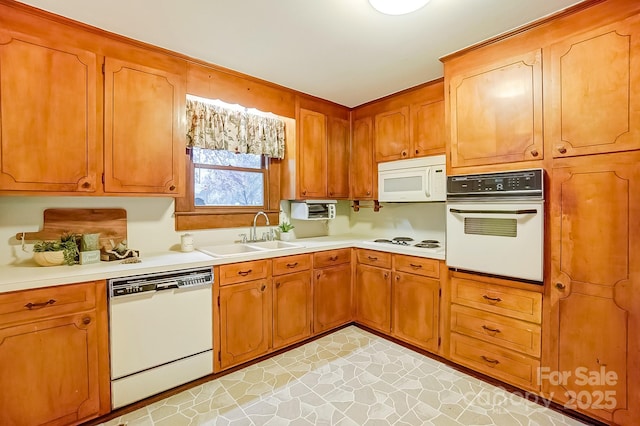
[100,326,586,426]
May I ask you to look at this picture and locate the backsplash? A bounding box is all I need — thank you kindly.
[1,197,444,266]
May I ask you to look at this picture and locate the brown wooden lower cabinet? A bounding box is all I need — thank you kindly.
[355,264,391,333]
[219,279,272,369]
[0,281,109,426]
[392,271,440,353]
[313,263,352,334]
[272,271,312,349]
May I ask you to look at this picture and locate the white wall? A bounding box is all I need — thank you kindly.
[0,196,445,266]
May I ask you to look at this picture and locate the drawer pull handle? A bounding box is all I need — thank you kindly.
[25,299,56,310]
[482,325,501,334]
[409,263,423,269]
[329,255,338,261]
[238,269,253,276]
[367,256,378,261]
[481,355,500,365]
[482,295,502,303]
[286,262,299,268]
[82,316,91,325]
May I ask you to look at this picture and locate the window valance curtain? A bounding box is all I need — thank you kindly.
[186,98,286,159]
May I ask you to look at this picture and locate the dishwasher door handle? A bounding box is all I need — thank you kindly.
[156,282,179,291]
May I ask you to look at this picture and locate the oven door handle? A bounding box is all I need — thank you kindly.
[449,208,538,215]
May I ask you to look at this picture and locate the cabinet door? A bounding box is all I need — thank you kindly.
[273,271,312,349]
[547,157,639,423]
[449,49,543,168]
[411,99,445,157]
[327,116,350,199]
[350,116,375,199]
[374,106,410,162]
[355,264,391,333]
[104,57,185,195]
[0,312,101,425]
[0,30,98,192]
[547,15,640,158]
[393,272,440,353]
[298,108,327,198]
[219,279,271,369]
[313,264,352,333]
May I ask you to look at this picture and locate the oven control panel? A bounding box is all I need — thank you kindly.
[447,169,543,199]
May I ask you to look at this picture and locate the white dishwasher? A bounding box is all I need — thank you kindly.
[108,266,213,409]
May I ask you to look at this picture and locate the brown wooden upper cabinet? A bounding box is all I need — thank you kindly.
[0,29,99,193]
[374,100,445,162]
[293,104,350,200]
[546,15,640,158]
[103,57,186,195]
[375,106,410,162]
[0,29,186,196]
[448,49,543,168]
[350,116,375,200]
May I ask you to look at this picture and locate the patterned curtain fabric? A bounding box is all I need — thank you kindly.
[186,98,285,159]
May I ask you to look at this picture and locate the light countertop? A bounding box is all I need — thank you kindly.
[0,235,445,293]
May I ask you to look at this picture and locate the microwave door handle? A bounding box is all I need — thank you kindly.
[424,170,431,198]
[449,208,538,215]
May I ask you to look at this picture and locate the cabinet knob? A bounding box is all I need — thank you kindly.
[82,316,91,325]
[415,149,420,155]
[401,150,408,157]
[530,149,539,157]
[383,272,389,279]
[557,146,567,154]
[302,190,307,195]
[366,191,371,195]
[555,282,566,290]
[81,182,91,188]
[260,284,266,292]
[169,185,176,191]
[329,191,333,196]
[276,282,281,288]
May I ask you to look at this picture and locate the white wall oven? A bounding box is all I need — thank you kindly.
[446,169,544,283]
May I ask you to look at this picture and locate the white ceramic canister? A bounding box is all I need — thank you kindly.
[181,233,194,252]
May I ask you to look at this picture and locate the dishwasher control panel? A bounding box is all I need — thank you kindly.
[108,266,213,298]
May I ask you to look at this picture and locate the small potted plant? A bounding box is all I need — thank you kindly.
[33,233,79,266]
[278,221,295,241]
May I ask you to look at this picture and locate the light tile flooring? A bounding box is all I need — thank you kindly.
[101,326,586,426]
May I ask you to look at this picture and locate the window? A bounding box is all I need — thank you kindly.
[193,148,266,207]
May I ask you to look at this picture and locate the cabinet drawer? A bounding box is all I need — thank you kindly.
[0,282,98,326]
[450,333,540,392]
[356,249,391,268]
[272,254,311,276]
[450,304,541,357]
[451,277,542,323]
[394,255,439,278]
[219,260,269,285]
[314,249,351,268]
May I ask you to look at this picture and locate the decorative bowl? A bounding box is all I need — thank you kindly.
[33,251,65,267]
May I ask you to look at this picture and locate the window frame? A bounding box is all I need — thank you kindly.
[174,147,281,230]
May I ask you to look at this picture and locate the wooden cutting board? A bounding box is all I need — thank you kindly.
[16,208,127,251]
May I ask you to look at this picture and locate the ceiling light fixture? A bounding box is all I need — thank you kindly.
[369,0,431,15]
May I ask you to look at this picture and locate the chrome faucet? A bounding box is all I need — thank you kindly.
[251,211,270,242]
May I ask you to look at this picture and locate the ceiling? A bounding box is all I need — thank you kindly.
[17,0,584,108]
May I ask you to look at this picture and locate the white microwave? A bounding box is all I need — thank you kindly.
[290,200,337,220]
[378,155,446,202]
